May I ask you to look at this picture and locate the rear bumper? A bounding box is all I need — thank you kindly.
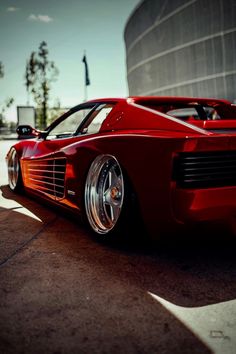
[171,185,236,228]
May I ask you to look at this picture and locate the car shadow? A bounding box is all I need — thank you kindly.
[1,184,236,310]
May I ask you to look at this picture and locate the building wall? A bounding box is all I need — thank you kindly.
[124,0,236,101]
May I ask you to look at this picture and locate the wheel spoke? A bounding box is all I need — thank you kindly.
[108,170,113,188]
[110,203,120,222]
[103,188,111,204]
[110,168,120,188]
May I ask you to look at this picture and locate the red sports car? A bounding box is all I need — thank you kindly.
[6,96,236,240]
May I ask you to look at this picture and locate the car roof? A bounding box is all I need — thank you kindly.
[131,96,231,105]
[86,96,232,106]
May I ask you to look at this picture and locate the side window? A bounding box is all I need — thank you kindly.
[166,107,200,120]
[47,106,94,139]
[81,104,114,134]
[203,106,221,120]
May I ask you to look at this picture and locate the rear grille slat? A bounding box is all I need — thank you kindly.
[173,151,236,188]
[184,165,236,172]
[181,159,236,166]
[184,169,236,177]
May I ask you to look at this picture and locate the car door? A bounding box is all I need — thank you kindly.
[21,102,116,200]
[21,103,97,199]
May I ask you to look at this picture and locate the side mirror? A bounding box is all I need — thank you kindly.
[38,130,48,139]
[16,125,39,139]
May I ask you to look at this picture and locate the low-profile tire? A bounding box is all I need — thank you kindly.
[84,154,136,241]
[7,148,23,192]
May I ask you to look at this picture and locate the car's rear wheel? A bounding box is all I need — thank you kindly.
[7,148,23,192]
[84,154,128,239]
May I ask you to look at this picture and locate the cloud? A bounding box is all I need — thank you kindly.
[6,7,19,12]
[28,14,53,23]
[28,14,38,21]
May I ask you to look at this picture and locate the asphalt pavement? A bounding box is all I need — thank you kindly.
[1,140,236,354]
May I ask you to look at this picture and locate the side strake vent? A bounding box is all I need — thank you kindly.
[27,157,66,199]
[173,151,236,188]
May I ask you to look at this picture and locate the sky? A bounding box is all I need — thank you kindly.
[0,0,140,122]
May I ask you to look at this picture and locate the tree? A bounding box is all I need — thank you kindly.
[25,41,59,129]
[0,62,14,129]
[0,98,14,128]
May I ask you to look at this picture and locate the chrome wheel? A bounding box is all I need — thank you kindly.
[8,148,20,191]
[85,154,124,235]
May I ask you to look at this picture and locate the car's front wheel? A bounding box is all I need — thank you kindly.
[84,154,129,239]
[7,148,23,192]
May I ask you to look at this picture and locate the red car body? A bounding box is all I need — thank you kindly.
[6,96,236,239]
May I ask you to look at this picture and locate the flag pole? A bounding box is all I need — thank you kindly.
[82,51,90,102]
[84,80,87,102]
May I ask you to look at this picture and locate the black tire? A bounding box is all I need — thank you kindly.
[7,148,23,192]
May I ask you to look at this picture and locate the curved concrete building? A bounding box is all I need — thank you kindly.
[124,0,236,101]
